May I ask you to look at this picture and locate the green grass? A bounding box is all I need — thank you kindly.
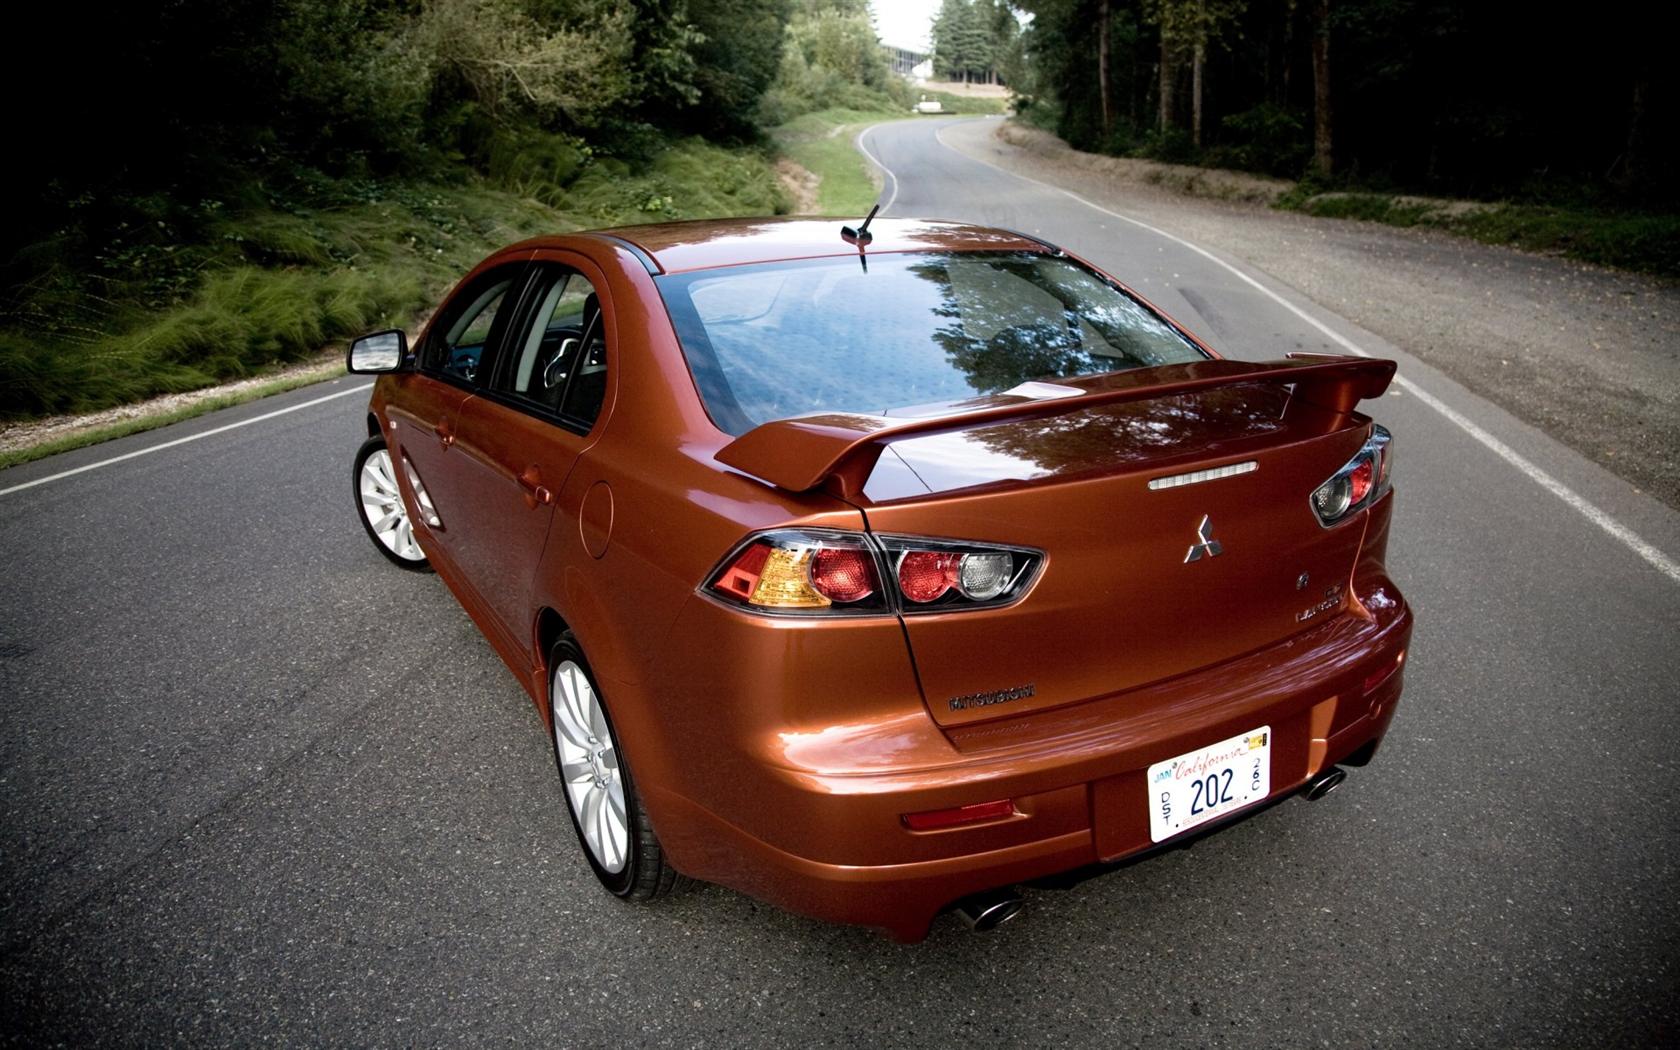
[774,97,1007,217]
[1278,190,1680,278]
[2,138,787,423]
[1450,205,1680,278]
[910,88,1009,116]
[0,363,347,471]
[775,107,908,216]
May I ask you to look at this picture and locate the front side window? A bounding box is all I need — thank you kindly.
[424,273,518,384]
[495,267,609,428]
[656,252,1208,434]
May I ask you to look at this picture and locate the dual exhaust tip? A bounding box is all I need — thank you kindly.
[950,767,1350,934]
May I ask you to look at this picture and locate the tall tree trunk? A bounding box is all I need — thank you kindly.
[1614,74,1650,195]
[1159,36,1176,130]
[1192,41,1205,147]
[1098,0,1112,136]
[1312,0,1332,177]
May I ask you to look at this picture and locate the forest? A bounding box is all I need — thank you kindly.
[998,0,1674,203]
[3,0,910,422]
[4,0,1673,431]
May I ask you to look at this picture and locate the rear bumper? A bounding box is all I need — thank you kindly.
[637,577,1412,942]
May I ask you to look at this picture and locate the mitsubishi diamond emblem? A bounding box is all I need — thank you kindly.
[1184,515,1223,563]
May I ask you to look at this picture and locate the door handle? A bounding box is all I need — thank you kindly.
[518,466,553,509]
[433,419,454,449]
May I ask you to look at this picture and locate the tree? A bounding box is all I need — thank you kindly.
[1098,1,1112,133]
[683,0,794,135]
[1310,0,1331,176]
[1143,0,1247,143]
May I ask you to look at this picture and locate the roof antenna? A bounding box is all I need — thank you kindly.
[841,204,879,247]
[842,203,878,272]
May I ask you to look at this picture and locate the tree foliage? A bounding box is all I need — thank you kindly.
[933,0,1019,84]
[1012,0,1679,202]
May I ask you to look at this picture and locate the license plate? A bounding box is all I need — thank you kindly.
[1147,726,1272,843]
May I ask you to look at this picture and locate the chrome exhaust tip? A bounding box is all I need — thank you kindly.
[1304,766,1347,802]
[955,890,1025,932]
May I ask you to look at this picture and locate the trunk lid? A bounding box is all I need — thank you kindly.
[861,384,1371,727]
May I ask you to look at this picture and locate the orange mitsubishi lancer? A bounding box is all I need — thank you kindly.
[347,216,1411,941]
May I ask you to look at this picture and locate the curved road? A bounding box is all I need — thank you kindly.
[2,118,1677,1046]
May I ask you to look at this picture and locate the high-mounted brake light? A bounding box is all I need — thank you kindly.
[1311,425,1392,527]
[704,531,1041,616]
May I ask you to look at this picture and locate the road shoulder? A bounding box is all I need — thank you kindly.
[939,118,1680,510]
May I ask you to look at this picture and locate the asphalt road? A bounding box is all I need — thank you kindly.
[4,117,1678,1047]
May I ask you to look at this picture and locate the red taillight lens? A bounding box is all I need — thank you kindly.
[810,546,876,602]
[902,798,1015,831]
[898,551,961,603]
[713,541,771,599]
[1311,424,1392,526]
[1347,457,1374,505]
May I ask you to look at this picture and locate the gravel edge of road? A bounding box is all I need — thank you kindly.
[950,118,1680,510]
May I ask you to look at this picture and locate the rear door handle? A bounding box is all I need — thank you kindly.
[518,466,553,509]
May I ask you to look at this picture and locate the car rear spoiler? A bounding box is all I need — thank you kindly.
[714,354,1395,497]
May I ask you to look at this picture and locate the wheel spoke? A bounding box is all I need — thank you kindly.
[552,667,593,749]
[606,780,626,824]
[587,691,609,741]
[396,519,418,560]
[371,452,397,490]
[596,791,621,869]
[560,758,593,784]
[581,784,605,853]
[567,668,595,740]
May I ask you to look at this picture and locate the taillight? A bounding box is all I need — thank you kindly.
[891,545,1023,607]
[704,530,1041,616]
[706,530,885,613]
[1311,424,1392,527]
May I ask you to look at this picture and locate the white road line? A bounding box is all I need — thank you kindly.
[912,119,1680,586]
[855,125,900,214]
[0,383,374,498]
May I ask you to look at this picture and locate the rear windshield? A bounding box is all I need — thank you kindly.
[657,251,1208,435]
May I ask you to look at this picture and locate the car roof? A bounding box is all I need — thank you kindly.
[571,217,1051,274]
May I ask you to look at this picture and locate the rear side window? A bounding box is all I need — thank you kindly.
[423,271,520,384]
[493,266,609,429]
[657,252,1207,434]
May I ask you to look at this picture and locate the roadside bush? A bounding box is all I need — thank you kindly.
[1206,103,1311,178]
[1137,127,1198,164]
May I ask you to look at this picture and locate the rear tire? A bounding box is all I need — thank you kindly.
[547,634,682,900]
[353,435,431,571]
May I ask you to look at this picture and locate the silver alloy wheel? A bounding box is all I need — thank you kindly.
[552,659,629,873]
[358,448,425,562]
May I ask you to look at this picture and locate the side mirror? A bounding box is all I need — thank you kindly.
[347,330,407,374]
